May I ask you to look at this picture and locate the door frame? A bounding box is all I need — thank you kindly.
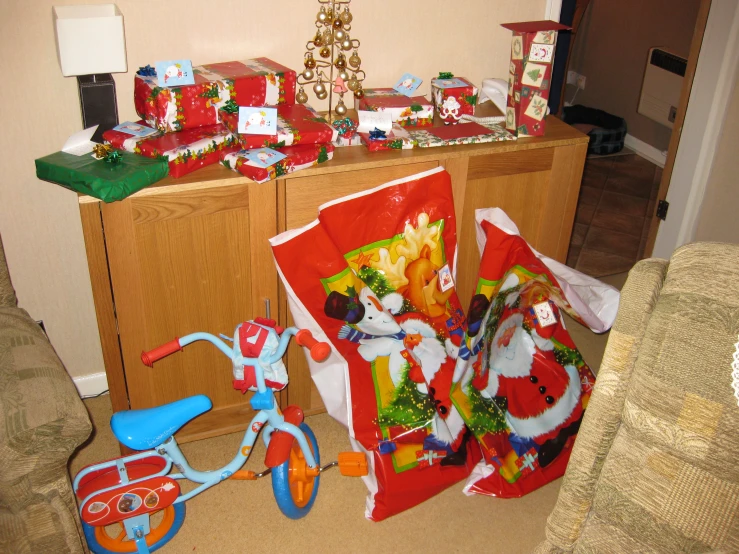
[647,0,739,257]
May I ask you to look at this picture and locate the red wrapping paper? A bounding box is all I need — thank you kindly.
[134,58,296,133]
[430,76,478,124]
[356,89,434,127]
[220,143,334,183]
[220,104,337,149]
[103,123,239,179]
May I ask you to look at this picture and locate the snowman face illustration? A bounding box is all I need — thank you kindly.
[246,112,265,128]
[356,287,401,336]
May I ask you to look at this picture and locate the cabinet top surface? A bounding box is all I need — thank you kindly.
[79,105,587,203]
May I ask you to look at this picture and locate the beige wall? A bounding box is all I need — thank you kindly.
[0,0,546,383]
[695,69,739,243]
[566,0,700,152]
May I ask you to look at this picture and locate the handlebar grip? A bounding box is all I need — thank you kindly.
[296,329,331,362]
[141,338,182,367]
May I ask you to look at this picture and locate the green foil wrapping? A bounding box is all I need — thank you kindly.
[35,150,169,202]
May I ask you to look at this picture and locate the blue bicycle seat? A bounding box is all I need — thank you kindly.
[111,395,212,451]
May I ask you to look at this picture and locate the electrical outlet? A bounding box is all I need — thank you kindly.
[576,74,587,90]
[567,70,579,86]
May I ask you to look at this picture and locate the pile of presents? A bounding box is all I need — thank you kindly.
[36,20,568,202]
[113,58,337,184]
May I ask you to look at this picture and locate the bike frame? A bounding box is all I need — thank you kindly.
[74,324,318,517]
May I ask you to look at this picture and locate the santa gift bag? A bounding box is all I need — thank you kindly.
[450,207,619,498]
[270,167,480,521]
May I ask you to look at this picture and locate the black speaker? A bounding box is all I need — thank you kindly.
[77,74,119,143]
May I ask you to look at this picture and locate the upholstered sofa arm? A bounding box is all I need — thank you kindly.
[0,307,92,553]
[535,258,669,553]
[0,237,16,309]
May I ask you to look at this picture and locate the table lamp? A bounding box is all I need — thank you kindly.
[53,4,127,143]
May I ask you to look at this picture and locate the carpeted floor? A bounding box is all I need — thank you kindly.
[70,273,628,554]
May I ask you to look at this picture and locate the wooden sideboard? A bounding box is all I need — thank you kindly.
[79,110,588,448]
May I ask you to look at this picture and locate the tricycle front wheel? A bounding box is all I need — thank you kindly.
[271,422,320,519]
[82,503,185,553]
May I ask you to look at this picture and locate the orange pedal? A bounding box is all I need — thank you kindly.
[338,452,368,477]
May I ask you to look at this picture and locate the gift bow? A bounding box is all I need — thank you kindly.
[221,100,239,114]
[137,64,156,77]
[92,144,122,165]
[368,128,386,141]
[332,117,357,138]
[438,71,454,79]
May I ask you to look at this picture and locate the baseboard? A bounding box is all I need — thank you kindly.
[73,371,109,399]
[624,134,667,168]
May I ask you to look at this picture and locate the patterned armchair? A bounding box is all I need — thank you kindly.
[0,235,92,553]
[536,242,739,553]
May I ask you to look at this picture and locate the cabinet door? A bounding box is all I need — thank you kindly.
[280,161,438,415]
[100,179,278,443]
[454,143,587,309]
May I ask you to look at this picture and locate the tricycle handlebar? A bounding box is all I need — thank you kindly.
[141,338,182,367]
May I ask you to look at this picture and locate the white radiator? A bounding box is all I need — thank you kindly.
[638,47,687,129]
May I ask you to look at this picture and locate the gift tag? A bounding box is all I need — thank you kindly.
[238,107,278,135]
[438,264,455,292]
[240,148,286,168]
[393,73,422,96]
[533,301,557,327]
[113,122,158,137]
[61,126,97,156]
[357,110,392,133]
[433,78,468,89]
[155,60,195,87]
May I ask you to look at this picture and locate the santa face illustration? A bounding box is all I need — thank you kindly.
[440,96,462,122]
[489,313,537,378]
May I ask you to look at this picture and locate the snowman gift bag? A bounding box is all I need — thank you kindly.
[270,167,480,521]
[450,208,619,498]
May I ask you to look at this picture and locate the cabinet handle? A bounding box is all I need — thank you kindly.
[264,298,271,320]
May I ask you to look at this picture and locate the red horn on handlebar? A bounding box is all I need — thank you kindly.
[295,329,331,362]
[141,338,182,367]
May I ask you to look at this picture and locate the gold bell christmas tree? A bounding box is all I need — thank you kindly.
[296,0,365,120]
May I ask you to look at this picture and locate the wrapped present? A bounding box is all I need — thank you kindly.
[220,143,334,183]
[134,58,297,133]
[35,149,168,202]
[220,104,337,149]
[430,76,478,125]
[357,88,434,127]
[333,134,363,147]
[104,123,239,179]
[407,121,515,148]
[359,123,416,151]
[331,117,361,147]
[501,21,570,136]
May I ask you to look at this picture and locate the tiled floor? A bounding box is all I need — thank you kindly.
[566,150,662,277]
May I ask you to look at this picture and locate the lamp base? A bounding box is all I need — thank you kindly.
[77,74,119,143]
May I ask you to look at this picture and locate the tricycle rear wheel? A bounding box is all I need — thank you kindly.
[82,503,185,553]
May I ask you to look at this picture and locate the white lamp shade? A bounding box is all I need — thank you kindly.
[53,4,127,77]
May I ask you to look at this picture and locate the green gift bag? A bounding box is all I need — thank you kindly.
[35,150,169,202]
